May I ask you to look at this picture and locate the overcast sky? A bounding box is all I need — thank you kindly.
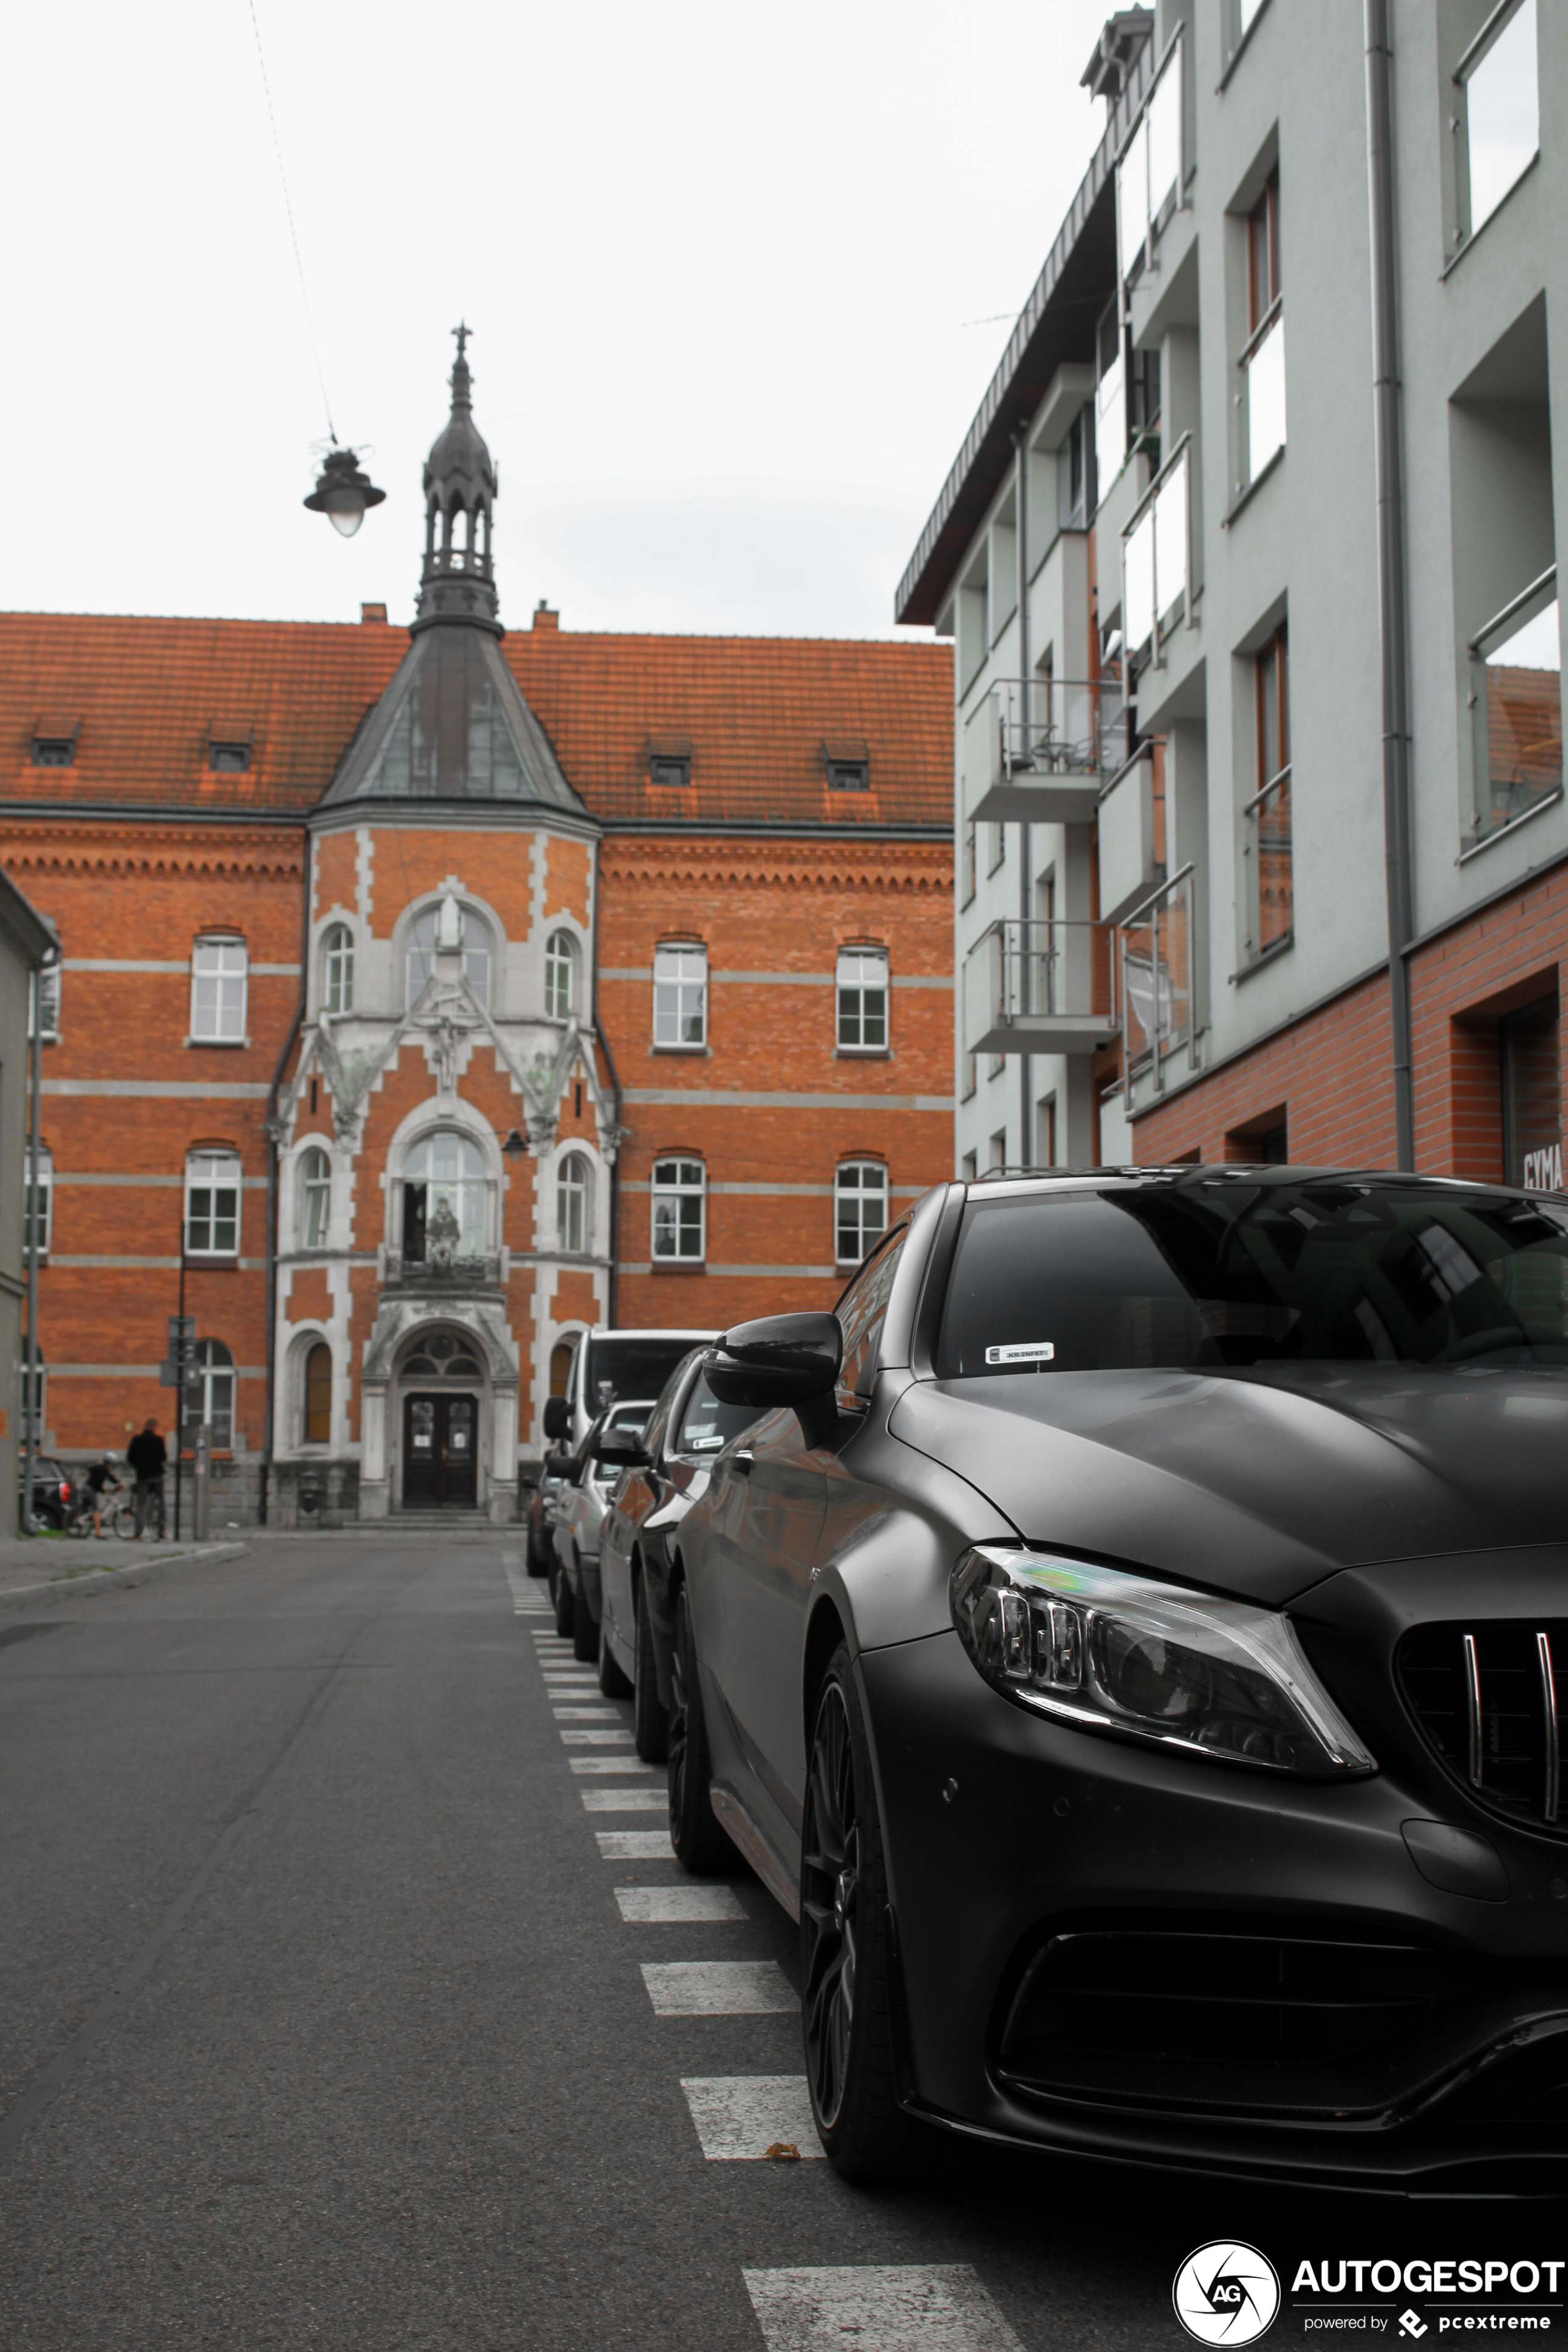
[2,0,1114,641]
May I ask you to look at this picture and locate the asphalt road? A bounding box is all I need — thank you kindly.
[0,1536,1558,2351]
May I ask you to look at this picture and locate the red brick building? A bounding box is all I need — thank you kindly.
[2,344,952,1523]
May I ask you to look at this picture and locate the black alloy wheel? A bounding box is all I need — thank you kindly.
[667,1579,731,1872]
[571,1555,598,1662]
[632,1570,669,1762]
[598,1599,633,1698]
[800,1644,912,2180]
[550,1553,575,1640]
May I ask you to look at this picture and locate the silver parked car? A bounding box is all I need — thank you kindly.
[551,1398,655,1667]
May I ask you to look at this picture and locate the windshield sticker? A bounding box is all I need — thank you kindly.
[985,1341,1055,1366]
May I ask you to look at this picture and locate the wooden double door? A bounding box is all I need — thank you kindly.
[402,1391,478,1508]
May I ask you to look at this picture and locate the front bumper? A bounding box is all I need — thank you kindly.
[860,1628,1568,2191]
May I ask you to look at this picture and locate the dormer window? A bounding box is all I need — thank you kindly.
[649,753,691,790]
[824,738,870,792]
[31,735,75,768]
[209,741,252,774]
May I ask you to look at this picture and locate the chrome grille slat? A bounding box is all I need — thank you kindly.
[1538,1631,1559,1825]
[1463,1630,1484,1788]
[1396,1619,1568,1838]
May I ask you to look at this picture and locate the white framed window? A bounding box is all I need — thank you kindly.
[836,948,889,1052]
[836,1162,888,1266]
[545,930,578,1021]
[302,1341,332,1445]
[653,944,707,1048]
[557,1151,591,1254]
[402,1130,487,1262]
[405,905,491,1008]
[183,1339,235,1449]
[185,1151,241,1256]
[299,1147,331,1248]
[652,1157,705,1261]
[24,1146,52,1254]
[28,962,60,1041]
[191,936,248,1043]
[321,924,354,1015]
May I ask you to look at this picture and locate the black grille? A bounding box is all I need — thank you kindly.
[996,1929,1472,2120]
[1397,1622,1564,1832]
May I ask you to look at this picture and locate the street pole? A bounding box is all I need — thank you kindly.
[20,966,44,1531]
[174,1215,186,1540]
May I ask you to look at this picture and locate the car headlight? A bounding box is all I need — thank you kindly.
[950,1546,1375,1777]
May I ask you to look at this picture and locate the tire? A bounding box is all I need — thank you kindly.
[598,1602,633,1698]
[572,1556,598,1662]
[667,1578,731,1873]
[110,1498,136,1540]
[551,1554,575,1640]
[800,1644,914,2181]
[632,1571,669,1762]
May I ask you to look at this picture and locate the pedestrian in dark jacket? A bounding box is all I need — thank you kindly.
[127,1418,167,1538]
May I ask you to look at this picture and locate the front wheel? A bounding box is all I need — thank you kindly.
[632,1572,669,1762]
[801,1645,913,2181]
[667,1580,731,1873]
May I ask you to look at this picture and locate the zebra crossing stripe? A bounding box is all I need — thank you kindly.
[614,1885,745,1922]
[680,2077,820,2161]
[741,2267,1025,2351]
[580,1787,665,1812]
[595,1829,675,1860]
[640,1961,793,2016]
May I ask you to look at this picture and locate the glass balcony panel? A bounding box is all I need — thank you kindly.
[1246,314,1286,481]
[1147,38,1182,227]
[1124,507,1156,657]
[1472,585,1561,838]
[1466,0,1538,235]
[1243,770,1293,957]
[1120,871,1194,1082]
[1118,117,1149,281]
[1153,448,1188,623]
[1096,345,1126,479]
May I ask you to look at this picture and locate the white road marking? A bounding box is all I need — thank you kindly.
[680,2077,820,2160]
[553,1706,619,1720]
[580,1787,666,1813]
[570,1757,659,1777]
[596,1829,675,1859]
[541,1673,599,1685]
[617,1885,746,1924]
[503,1554,551,1613]
[742,2267,1025,2352]
[640,1961,794,2015]
[561,1730,635,1746]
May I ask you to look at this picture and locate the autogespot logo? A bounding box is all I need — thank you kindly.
[1174,2242,1282,2345]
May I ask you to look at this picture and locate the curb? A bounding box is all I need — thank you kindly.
[0,1540,249,1612]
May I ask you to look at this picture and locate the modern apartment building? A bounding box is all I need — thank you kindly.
[901,0,1565,1190]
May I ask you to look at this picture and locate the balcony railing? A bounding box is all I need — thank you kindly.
[1122,433,1191,663]
[964,917,1120,1059]
[964,674,1128,824]
[382,1250,503,1293]
[1120,864,1196,1089]
[1466,566,1562,848]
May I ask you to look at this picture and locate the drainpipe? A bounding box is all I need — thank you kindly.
[21,946,54,1532]
[1014,427,1032,1169]
[262,838,311,1521]
[1365,0,1417,1169]
[594,1016,623,1328]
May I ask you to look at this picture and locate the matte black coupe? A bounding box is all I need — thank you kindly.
[648,1167,1568,2190]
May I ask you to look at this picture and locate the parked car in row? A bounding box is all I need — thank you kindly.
[654,1166,1568,2193]
[540,1325,712,1457]
[596,1350,762,1742]
[549,1398,656,1662]
[20,1454,75,1532]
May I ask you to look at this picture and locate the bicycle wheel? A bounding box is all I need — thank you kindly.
[111,1497,137,1540]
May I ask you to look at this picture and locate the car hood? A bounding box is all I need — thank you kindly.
[889,1364,1568,1606]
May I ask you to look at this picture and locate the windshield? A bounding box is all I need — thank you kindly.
[936,1179,1568,1377]
[585,1336,707,1409]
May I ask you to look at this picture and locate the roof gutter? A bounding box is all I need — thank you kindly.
[1365,0,1417,1168]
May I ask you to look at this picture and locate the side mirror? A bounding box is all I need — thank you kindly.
[542,1395,572,1441]
[704,1311,843,1409]
[591,1427,649,1469]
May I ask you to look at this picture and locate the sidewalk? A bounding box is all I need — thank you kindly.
[0,1534,246,1602]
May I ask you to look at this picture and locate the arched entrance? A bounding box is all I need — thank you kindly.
[396,1327,486,1510]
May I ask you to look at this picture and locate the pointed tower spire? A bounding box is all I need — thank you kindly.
[415,323,501,634]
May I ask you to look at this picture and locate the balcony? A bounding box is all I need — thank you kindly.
[382,1250,503,1296]
[964,674,1129,825]
[1120,865,1196,1090]
[964,918,1120,1058]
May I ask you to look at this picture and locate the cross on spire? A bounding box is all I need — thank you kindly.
[452,320,471,362]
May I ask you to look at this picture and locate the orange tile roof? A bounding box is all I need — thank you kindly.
[0,610,953,828]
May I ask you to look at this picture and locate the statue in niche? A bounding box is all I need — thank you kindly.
[426,1196,462,1272]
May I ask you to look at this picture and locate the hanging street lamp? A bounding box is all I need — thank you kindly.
[304,445,386,538]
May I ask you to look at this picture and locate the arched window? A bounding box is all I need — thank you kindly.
[299,1148,331,1248]
[405,905,491,1007]
[402,1131,487,1262]
[183,1340,235,1449]
[544,930,577,1021]
[321,924,354,1015]
[549,1338,577,1398]
[557,1151,591,1254]
[302,1342,332,1444]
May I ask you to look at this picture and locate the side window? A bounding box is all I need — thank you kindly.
[299,1147,331,1247]
[834,1227,908,1403]
[545,930,578,1020]
[676,1369,760,1456]
[321,924,354,1015]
